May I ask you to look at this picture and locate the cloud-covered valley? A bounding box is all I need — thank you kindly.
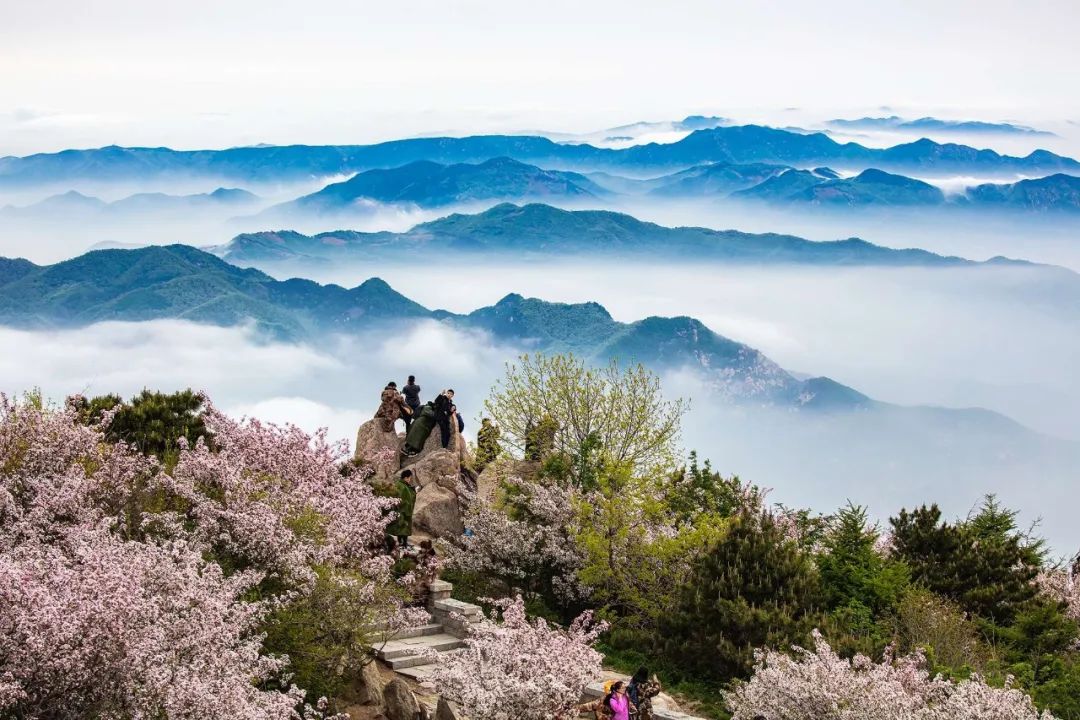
[3,312,1078,554]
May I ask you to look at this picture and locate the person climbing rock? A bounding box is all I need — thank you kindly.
[374,381,410,433]
[434,389,455,449]
[402,400,437,456]
[384,469,417,550]
[402,375,421,430]
[475,417,500,472]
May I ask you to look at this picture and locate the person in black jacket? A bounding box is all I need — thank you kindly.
[434,389,455,449]
[402,375,421,430]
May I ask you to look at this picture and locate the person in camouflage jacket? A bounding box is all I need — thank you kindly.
[627,668,662,720]
[374,381,410,433]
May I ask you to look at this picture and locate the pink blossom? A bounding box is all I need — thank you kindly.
[428,595,607,720]
[725,630,1055,719]
[0,394,421,719]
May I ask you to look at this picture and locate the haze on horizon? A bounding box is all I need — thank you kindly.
[2,0,1080,156]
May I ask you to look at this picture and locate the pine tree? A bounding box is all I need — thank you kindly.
[890,497,1041,625]
[660,511,822,681]
[74,388,211,464]
[819,503,909,614]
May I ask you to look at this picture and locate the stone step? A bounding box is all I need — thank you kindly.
[369,613,434,632]
[431,598,481,617]
[392,648,465,679]
[378,633,467,666]
[371,622,444,643]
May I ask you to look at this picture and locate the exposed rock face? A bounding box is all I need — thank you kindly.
[475,464,499,505]
[407,449,461,491]
[404,414,471,469]
[413,483,464,538]
[353,660,384,706]
[383,678,422,720]
[354,419,403,485]
[435,697,465,720]
[354,407,472,540]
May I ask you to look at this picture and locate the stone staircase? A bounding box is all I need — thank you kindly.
[374,580,482,681]
[377,580,709,720]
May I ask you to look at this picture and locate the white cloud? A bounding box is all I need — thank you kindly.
[2,315,1078,551]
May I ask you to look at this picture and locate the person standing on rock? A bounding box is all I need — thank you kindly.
[375,381,411,433]
[402,375,422,430]
[385,469,417,550]
[434,389,455,449]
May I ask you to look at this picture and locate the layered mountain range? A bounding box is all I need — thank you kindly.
[3,125,1078,189]
[2,187,260,218]
[253,159,1080,214]
[827,115,1054,137]
[0,243,877,410]
[266,157,603,216]
[217,202,1044,266]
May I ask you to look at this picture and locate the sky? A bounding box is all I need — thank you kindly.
[3,0,1080,155]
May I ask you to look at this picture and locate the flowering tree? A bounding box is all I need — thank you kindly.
[0,527,303,720]
[725,630,1056,720]
[484,353,687,478]
[429,596,607,720]
[1038,568,1080,622]
[0,393,418,719]
[163,404,394,582]
[443,478,587,605]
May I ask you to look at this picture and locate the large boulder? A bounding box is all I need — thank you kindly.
[404,415,470,470]
[383,678,421,720]
[408,449,460,491]
[352,660,384,706]
[413,483,464,539]
[354,419,402,485]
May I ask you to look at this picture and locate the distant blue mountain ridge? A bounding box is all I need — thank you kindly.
[2,187,259,217]
[245,157,1080,213]
[827,115,1055,136]
[266,157,603,215]
[2,124,1077,187]
[216,202,1059,265]
[2,242,1068,439]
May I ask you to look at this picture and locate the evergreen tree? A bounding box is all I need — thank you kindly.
[660,511,822,681]
[664,452,761,527]
[890,497,1040,625]
[819,503,909,614]
[74,388,211,465]
[816,503,909,656]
